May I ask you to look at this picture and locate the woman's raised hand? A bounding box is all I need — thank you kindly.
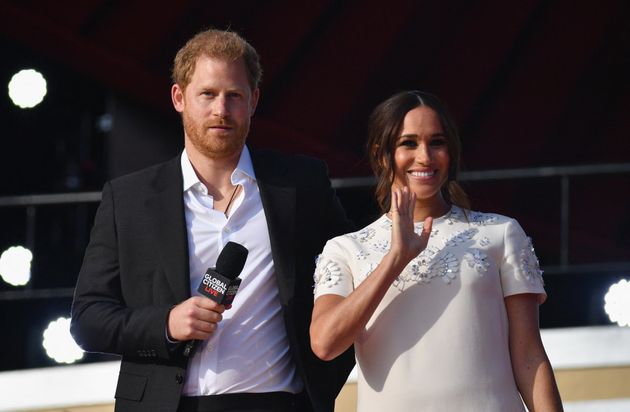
[389,186,432,265]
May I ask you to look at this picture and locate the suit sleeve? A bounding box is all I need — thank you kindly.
[313,159,354,236]
[309,159,357,395]
[70,182,174,360]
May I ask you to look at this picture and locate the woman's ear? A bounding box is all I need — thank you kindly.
[371,144,388,170]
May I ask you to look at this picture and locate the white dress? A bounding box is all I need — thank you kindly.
[314,206,546,412]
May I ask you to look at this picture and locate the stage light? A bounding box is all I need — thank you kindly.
[604,278,630,327]
[0,246,32,286]
[42,317,84,364]
[8,69,47,109]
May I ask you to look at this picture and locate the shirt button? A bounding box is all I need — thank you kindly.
[175,373,184,384]
[206,344,214,352]
[223,226,231,233]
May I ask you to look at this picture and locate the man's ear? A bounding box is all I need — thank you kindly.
[171,84,185,113]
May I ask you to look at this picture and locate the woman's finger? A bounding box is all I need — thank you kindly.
[390,188,399,216]
[420,216,433,244]
[398,187,405,216]
[408,190,415,221]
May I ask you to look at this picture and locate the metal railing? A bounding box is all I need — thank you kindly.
[1,162,629,301]
[330,162,630,275]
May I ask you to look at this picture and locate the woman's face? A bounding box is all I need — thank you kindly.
[392,106,450,208]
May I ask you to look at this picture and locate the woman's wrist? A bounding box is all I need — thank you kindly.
[382,250,411,279]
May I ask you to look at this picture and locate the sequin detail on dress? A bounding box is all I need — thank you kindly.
[327,209,544,293]
[351,227,376,243]
[464,250,490,273]
[356,250,370,260]
[443,229,477,247]
[427,251,460,284]
[469,211,498,226]
[372,239,390,253]
[518,237,544,284]
[391,247,461,290]
[434,206,456,225]
[313,256,343,289]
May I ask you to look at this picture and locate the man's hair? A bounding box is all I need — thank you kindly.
[172,29,262,91]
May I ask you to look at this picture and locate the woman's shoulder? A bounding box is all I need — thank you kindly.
[450,206,532,249]
[451,206,518,227]
[324,215,389,250]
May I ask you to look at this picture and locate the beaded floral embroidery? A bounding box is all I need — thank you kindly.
[518,237,544,284]
[355,211,495,290]
[464,249,490,273]
[313,256,343,288]
[444,207,459,225]
[356,250,370,260]
[469,211,498,226]
[317,208,544,293]
[372,239,390,253]
[350,227,376,243]
[443,228,477,247]
[389,246,462,290]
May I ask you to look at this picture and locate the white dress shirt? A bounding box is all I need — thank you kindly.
[180,146,303,396]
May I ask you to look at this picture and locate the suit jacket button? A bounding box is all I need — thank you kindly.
[175,373,184,384]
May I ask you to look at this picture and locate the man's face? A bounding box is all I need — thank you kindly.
[171,55,259,160]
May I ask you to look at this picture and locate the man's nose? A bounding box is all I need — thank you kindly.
[212,95,229,117]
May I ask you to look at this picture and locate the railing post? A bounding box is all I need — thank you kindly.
[25,206,36,252]
[560,175,570,268]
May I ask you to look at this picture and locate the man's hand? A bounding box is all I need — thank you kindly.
[167,296,227,342]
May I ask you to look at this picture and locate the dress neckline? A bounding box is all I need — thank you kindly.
[383,205,459,228]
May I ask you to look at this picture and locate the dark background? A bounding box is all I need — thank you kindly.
[0,0,629,371]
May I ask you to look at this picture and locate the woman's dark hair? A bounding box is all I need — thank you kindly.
[366,90,470,212]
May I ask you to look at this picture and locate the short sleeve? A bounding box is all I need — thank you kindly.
[313,238,354,300]
[500,218,547,303]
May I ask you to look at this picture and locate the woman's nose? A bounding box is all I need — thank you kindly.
[415,144,431,164]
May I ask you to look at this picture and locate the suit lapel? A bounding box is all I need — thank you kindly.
[147,157,191,303]
[143,152,297,305]
[252,150,297,305]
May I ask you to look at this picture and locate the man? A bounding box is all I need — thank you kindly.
[71,29,354,412]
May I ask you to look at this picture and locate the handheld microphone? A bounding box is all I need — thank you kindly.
[197,241,248,305]
[183,241,248,357]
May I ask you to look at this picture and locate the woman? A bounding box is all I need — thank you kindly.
[310,91,563,411]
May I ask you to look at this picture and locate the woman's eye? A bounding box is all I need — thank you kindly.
[399,140,417,148]
[430,138,447,147]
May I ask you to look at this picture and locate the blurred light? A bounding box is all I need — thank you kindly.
[42,317,84,364]
[0,246,32,286]
[604,278,630,327]
[8,69,47,108]
[97,113,113,133]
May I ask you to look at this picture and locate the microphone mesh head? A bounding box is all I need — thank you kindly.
[216,241,249,279]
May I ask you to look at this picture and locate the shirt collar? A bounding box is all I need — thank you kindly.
[181,145,257,193]
[234,145,256,183]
